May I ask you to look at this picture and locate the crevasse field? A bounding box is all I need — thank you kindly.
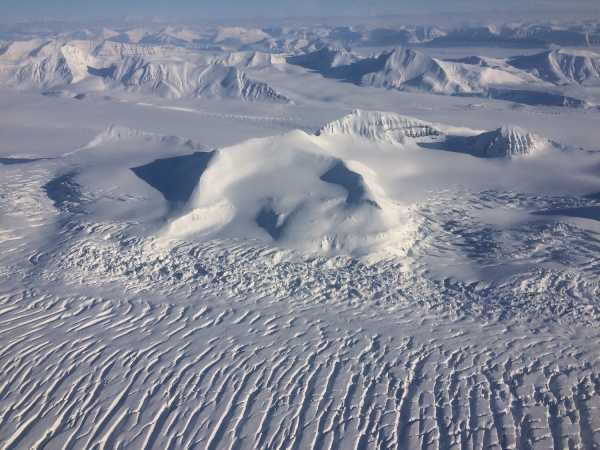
[1,19,600,449]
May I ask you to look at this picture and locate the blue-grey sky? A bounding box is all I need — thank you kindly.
[3,0,599,21]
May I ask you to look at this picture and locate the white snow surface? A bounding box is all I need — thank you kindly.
[2,20,600,450]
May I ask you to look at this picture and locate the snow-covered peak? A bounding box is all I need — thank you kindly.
[359,48,488,95]
[164,130,410,257]
[193,64,290,102]
[316,109,441,144]
[377,48,437,85]
[469,125,548,158]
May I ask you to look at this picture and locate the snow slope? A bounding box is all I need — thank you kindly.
[166,129,412,257]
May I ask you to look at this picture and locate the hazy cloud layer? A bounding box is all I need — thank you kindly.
[3,0,599,21]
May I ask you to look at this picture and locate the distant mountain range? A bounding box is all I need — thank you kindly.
[1,22,599,107]
[0,39,290,102]
[3,22,599,53]
[289,46,599,107]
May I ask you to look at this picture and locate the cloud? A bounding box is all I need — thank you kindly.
[2,0,598,21]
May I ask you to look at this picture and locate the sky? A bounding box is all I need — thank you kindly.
[2,0,599,22]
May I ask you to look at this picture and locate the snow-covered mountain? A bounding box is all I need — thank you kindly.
[287,46,359,72]
[451,125,552,158]
[499,23,597,47]
[290,47,528,95]
[163,109,566,255]
[138,26,205,47]
[316,109,441,144]
[0,29,596,114]
[317,110,556,159]
[288,45,595,107]
[0,38,290,102]
[0,40,95,88]
[107,58,289,101]
[357,48,485,94]
[165,129,408,256]
[508,49,600,85]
